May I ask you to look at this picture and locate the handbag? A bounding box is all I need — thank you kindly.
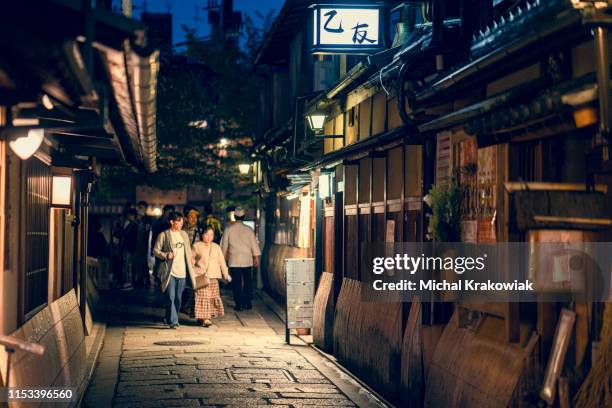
[195,273,210,290]
[194,244,212,290]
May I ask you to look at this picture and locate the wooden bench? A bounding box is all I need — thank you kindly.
[0,290,86,408]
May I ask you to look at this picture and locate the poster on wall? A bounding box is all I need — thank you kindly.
[285,258,315,344]
[298,196,312,248]
[477,146,497,243]
[458,137,478,243]
[436,131,453,187]
[385,219,395,243]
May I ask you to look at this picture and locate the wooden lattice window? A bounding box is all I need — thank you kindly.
[23,158,51,317]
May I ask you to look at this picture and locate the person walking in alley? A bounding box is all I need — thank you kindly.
[184,208,203,246]
[204,204,223,244]
[183,208,202,316]
[153,212,197,328]
[192,226,231,326]
[220,207,261,311]
[134,201,152,288]
[151,204,175,285]
[119,208,139,291]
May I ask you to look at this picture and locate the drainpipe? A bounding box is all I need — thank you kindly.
[594,26,611,138]
[314,186,323,288]
[72,188,81,294]
[396,2,428,131]
[397,63,419,131]
[76,170,95,333]
[79,188,89,332]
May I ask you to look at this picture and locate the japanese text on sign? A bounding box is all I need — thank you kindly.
[313,7,380,47]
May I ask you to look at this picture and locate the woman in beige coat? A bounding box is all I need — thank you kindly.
[192,226,231,326]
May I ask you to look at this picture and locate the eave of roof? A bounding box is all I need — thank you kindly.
[0,1,159,172]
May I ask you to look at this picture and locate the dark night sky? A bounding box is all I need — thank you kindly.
[125,0,284,46]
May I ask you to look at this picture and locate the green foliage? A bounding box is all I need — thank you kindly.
[94,11,275,199]
[425,178,461,242]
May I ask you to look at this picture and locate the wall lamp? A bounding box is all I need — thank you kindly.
[305,111,344,140]
[51,174,73,208]
[306,112,326,132]
[5,128,45,160]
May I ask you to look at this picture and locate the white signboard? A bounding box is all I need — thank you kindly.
[311,4,385,54]
[285,258,315,331]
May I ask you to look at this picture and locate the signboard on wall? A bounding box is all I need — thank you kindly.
[311,3,386,54]
[285,258,315,344]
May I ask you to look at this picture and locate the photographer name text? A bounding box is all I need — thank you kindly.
[372,279,534,291]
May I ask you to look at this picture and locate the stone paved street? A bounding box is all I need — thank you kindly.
[84,287,383,408]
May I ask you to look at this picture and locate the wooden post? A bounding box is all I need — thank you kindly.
[314,187,323,288]
[538,302,559,360]
[505,302,520,343]
[333,189,343,304]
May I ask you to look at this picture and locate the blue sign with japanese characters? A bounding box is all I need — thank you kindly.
[311,3,387,54]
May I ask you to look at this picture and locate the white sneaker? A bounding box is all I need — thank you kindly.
[120,283,133,291]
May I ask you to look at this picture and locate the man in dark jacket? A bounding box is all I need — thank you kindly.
[134,201,152,288]
[120,208,138,291]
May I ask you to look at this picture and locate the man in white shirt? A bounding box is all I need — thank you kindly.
[220,207,261,311]
[153,212,196,328]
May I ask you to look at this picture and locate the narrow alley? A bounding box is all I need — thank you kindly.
[2,2,612,408]
[83,287,385,408]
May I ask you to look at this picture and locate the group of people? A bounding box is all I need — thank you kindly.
[151,206,261,328]
[106,203,260,327]
[110,201,153,291]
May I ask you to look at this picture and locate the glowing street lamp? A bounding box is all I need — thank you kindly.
[9,128,44,160]
[306,112,326,132]
[238,163,250,175]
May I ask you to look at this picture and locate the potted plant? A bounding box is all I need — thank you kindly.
[423,177,461,243]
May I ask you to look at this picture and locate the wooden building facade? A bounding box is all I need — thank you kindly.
[0,1,159,403]
[255,0,611,406]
